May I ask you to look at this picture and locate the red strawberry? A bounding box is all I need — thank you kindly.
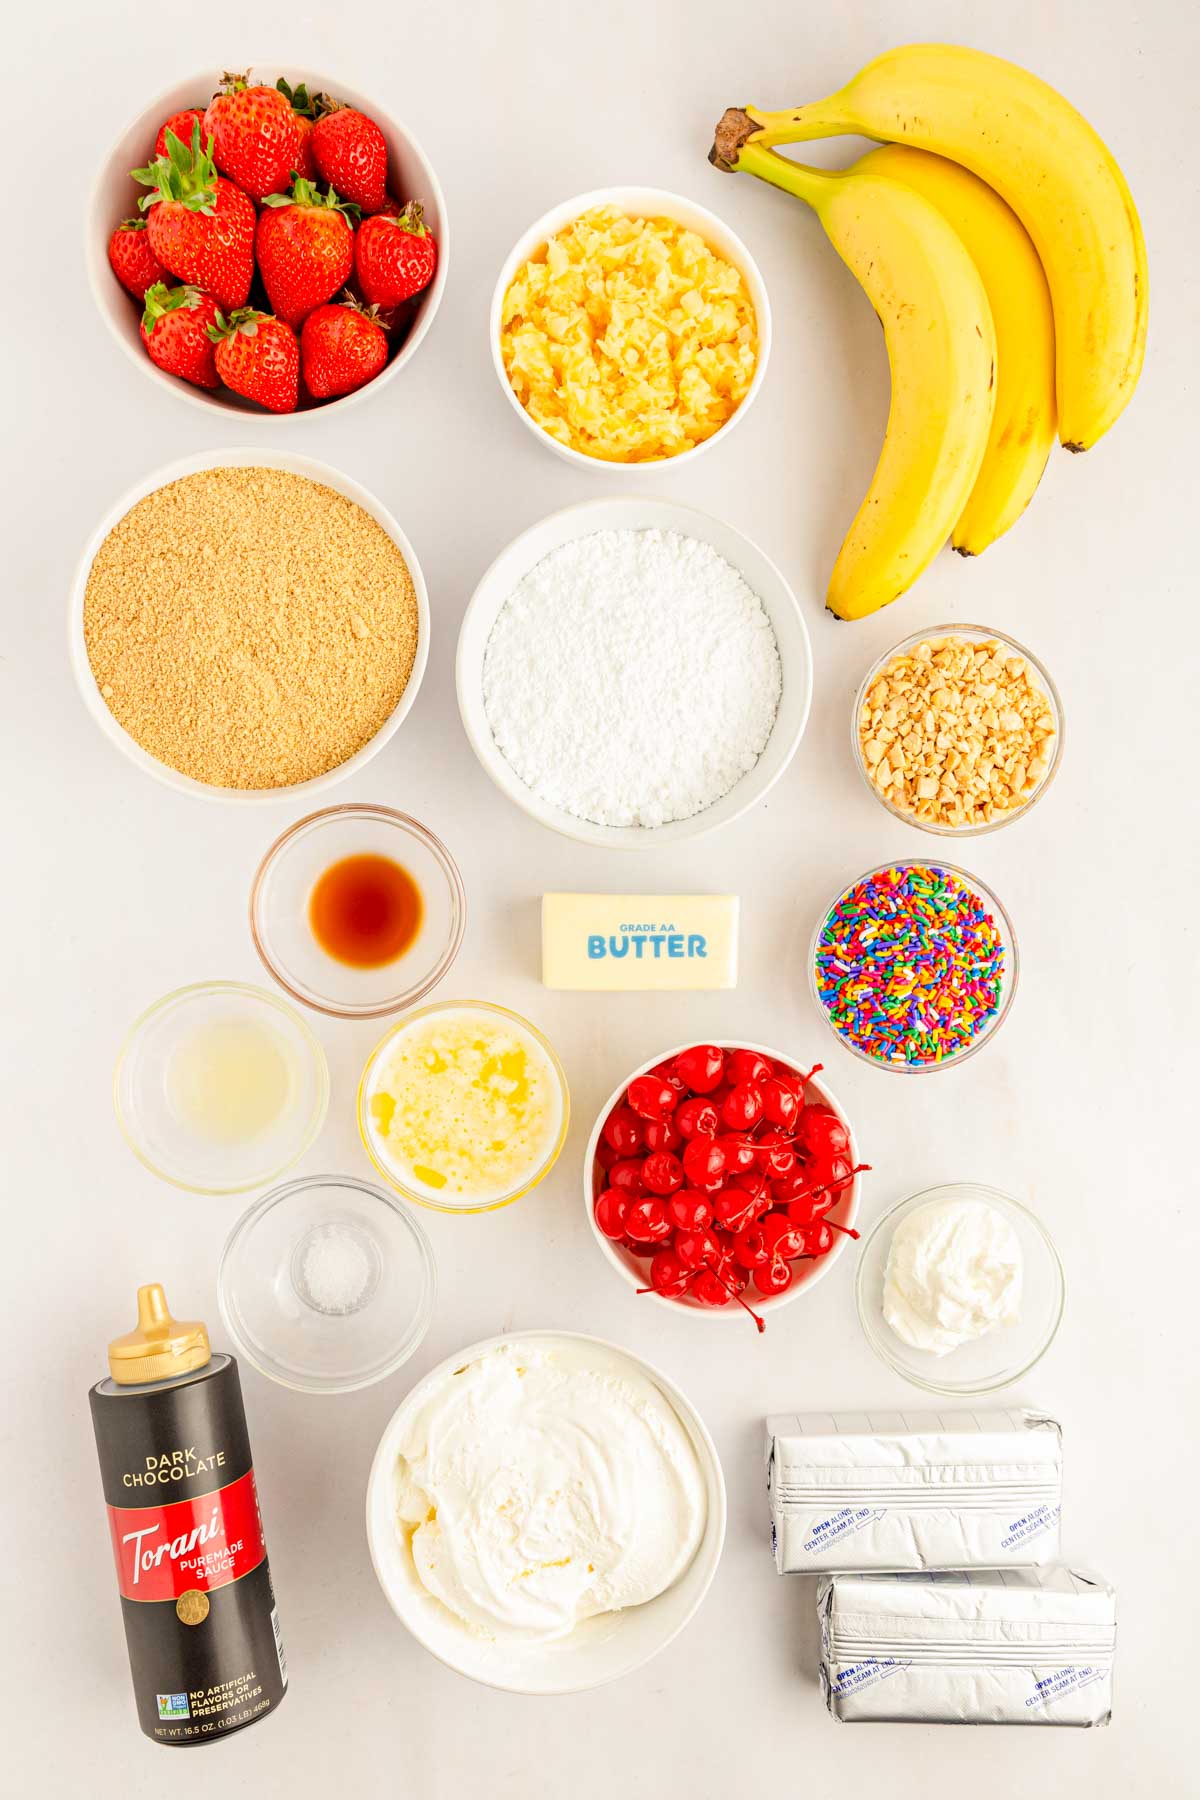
[108,217,167,300]
[293,116,317,181]
[139,283,221,389]
[132,124,255,313]
[355,203,438,307]
[209,308,300,412]
[256,178,358,327]
[311,106,388,213]
[275,78,327,180]
[203,72,303,203]
[154,107,207,160]
[301,296,389,398]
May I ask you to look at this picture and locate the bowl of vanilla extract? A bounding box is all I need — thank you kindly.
[250,804,466,1019]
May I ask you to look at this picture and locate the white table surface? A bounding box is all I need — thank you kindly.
[4,1,1196,1792]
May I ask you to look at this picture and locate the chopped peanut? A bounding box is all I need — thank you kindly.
[856,634,1057,831]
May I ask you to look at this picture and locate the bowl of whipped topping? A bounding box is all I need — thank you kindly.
[365,1332,726,1692]
[855,1183,1065,1395]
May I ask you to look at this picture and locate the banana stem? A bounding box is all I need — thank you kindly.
[722,139,847,215]
[746,99,856,147]
[709,98,854,169]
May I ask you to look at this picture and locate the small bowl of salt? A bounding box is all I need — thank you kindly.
[218,1174,436,1394]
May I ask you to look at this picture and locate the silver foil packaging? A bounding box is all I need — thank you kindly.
[767,1408,1062,1573]
[818,1568,1115,1725]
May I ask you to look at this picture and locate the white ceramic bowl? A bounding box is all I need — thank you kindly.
[69,447,430,804]
[585,1040,863,1320]
[490,185,771,470]
[88,65,449,418]
[456,497,811,849]
[365,1330,726,1693]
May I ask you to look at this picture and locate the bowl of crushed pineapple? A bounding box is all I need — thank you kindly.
[491,186,771,469]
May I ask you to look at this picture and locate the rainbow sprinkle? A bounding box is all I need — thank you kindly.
[813,864,1006,1067]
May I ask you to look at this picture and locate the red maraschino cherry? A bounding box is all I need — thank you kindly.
[727,1049,772,1086]
[641,1151,685,1196]
[675,1095,720,1139]
[594,1191,629,1239]
[682,1135,726,1188]
[673,1044,726,1092]
[602,1105,644,1156]
[638,1249,691,1297]
[795,1104,850,1162]
[643,1115,681,1153]
[666,1190,713,1231]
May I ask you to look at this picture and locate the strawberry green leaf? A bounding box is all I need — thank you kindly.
[131,122,218,216]
[141,282,206,331]
[276,76,328,118]
[208,306,268,343]
[262,176,361,220]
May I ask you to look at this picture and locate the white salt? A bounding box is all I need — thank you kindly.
[298,1225,373,1316]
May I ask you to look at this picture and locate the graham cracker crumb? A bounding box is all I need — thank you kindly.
[83,466,420,789]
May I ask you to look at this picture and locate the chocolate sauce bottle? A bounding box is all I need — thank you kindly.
[89,1284,287,1746]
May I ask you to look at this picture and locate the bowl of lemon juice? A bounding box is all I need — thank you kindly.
[115,982,329,1194]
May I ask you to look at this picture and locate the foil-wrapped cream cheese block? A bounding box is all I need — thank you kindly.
[767,1409,1062,1572]
[818,1568,1115,1726]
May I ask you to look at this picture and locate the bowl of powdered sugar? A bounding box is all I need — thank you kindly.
[456,498,812,847]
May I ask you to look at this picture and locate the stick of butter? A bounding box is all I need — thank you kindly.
[541,895,738,990]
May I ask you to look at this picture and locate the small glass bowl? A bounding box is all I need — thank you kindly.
[250,805,466,1019]
[218,1174,436,1394]
[809,859,1019,1074]
[114,981,329,1194]
[357,999,570,1214]
[852,624,1065,837]
[855,1183,1065,1395]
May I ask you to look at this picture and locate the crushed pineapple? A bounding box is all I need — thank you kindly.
[500,206,758,463]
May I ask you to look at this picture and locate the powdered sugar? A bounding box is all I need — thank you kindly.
[481,528,782,828]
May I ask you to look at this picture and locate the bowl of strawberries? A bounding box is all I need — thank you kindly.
[586,1042,867,1329]
[89,67,448,415]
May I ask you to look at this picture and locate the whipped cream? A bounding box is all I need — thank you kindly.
[393,1340,706,1642]
[883,1199,1022,1356]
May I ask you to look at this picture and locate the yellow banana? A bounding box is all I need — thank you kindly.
[711,142,995,620]
[855,144,1056,555]
[717,43,1147,450]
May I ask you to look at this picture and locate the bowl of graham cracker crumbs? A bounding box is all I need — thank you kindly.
[71,450,429,800]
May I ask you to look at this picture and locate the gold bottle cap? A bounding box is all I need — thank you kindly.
[108,1284,211,1385]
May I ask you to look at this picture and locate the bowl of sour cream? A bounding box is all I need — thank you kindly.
[855,1184,1065,1396]
[365,1332,726,1692]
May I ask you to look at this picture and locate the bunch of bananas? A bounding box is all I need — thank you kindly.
[710,44,1148,620]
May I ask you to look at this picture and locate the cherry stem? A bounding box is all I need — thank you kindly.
[795,1061,824,1095]
[793,1161,872,1208]
[825,1219,861,1239]
[704,1258,766,1332]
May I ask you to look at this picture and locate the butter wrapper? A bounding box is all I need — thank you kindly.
[818,1567,1115,1726]
[767,1408,1062,1573]
[541,894,738,990]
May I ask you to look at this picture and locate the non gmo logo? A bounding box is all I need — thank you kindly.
[157,1692,190,1720]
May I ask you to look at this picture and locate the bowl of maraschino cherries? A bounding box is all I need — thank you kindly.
[585,1041,868,1330]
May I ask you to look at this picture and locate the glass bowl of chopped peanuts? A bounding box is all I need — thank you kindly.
[852,625,1064,836]
[490,187,771,469]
